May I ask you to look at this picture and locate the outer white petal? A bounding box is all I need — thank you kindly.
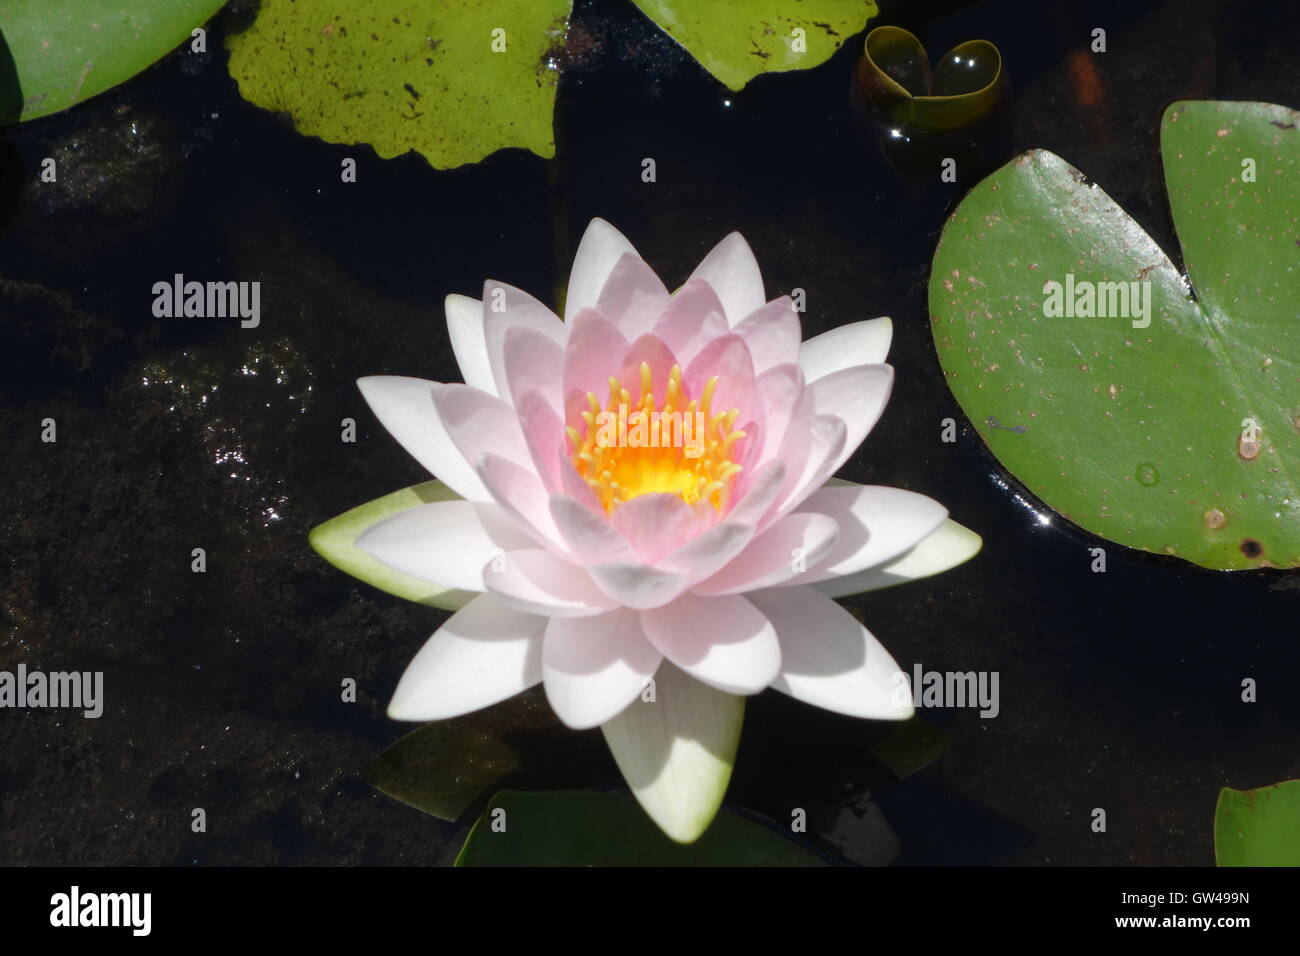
[355,500,532,592]
[814,518,983,598]
[357,376,489,501]
[542,611,663,730]
[600,660,743,844]
[747,586,912,719]
[387,594,544,721]
[790,485,948,584]
[445,294,496,395]
[686,232,765,326]
[483,548,617,618]
[808,363,894,475]
[640,593,781,695]
[565,218,640,322]
[799,317,893,379]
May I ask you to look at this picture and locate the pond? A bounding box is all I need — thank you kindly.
[1,0,1297,865]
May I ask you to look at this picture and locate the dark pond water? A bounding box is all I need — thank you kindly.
[1,0,1297,865]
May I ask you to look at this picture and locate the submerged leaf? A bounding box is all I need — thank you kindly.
[929,101,1300,569]
[456,790,828,866]
[309,479,473,610]
[0,0,226,125]
[631,0,879,92]
[1215,780,1300,866]
[226,0,572,168]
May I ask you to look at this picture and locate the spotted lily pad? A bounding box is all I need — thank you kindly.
[0,0,226,125]
[930,101,1300,570]
[455,790,828,866]
[631,0,879,92]
[309,479,473,609]
[226,0,571,169]
[1214,780,1300,866]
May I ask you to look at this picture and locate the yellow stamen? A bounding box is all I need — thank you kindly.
[567,362,744,513]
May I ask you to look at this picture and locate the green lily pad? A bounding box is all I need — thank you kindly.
[1215,780,1300,866]
[930,101,1300,570]
[0,0,226,125]
[226,0,571,169]
[631,0,879,92]
[309,479,473,610]
[455,790,828,866]
[365,691,612,824]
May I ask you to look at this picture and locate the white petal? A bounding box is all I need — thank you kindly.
[640,593,781,695]
[445,294,496,395]
[799,317,893,379]
[808,363,894,474]
[542,611,663,730]
[814,518,983,598]
[565,218,640,322]
[790,484,948,584]
[686,232,765,326]
[694,513,840,595]
[483,548,617,618]
[601,660,743,844]
[586,561,690,609]
[357,376,488,501]
[387,594,544,721]
[747,587,912,719]
[355,500,532,592]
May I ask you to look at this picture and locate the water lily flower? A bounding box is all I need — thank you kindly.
[314,219,981,843]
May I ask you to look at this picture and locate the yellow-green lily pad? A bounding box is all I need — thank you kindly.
[226,0,572,168]
[631,0,879,92]
[1215,780,1300,866]
[930,101,1300,570]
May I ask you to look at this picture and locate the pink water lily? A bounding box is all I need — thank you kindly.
[337,219,980,842]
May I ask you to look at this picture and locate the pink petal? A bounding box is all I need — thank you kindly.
[731,297,801,375]
[503,325,565,412]
[482,280,565,395]
[550,495,637,566]
[483,548,617,618]
[686,232,765,326]
[751,363,804,463]
[432,383,534,477]
[478,454,570,559]
[693,513,840,595]
[542,610,663,729]
[618,334,680,407]
[684,334,755,424]
[651,279,729,366]
[595,252,671,340]
[612,493,704,565]
[640,593,781,695]
[768,413,848,521]
[565,219,640,322]
[515,390,566,493]
[387,594,545,721]
[564,308,629,401]
[585,561,691,609]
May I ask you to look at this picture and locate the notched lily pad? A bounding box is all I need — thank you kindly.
[456,790,829,866]
[1215,780,1300,866]
[631,0,879,92]
[226,0,572,168]
[929,101,1300,570]
[309,479,473,609]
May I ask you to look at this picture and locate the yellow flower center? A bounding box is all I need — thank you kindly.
[566,362,745,513]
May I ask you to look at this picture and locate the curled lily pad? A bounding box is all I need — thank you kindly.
[309,479,473,609]
[631,0,879,92]
[226,0,572,168]
[856,25,1006,134]
[1215,780,1300,866]
[455,790,828,866]
[0,0,226,125]
[929,101,1300,570]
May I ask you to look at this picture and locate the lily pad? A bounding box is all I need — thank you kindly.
[1214,780,1300,866]
[309,479,473,610]
[0,0,226,125]
[364,691,613,824]
[631,0,879,92]
[930,101,1300,570]
[226,0,571,168]
[455,790,828,866]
